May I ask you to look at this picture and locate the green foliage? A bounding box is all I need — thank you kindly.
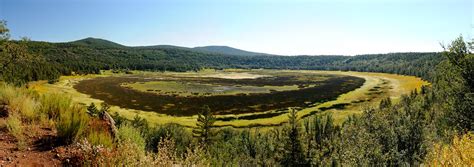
[0,20,10,41]
[192,105,215,146]
[307,114,340,165]
[6,112,26,150]
[0,84,39,123]
[86,103,99,117]
[86,102,110,118]
[21,36,441,83]
[111,112,127,127]
[6,112,23,140]
[435,36,474,132]
[130,114,149,133]
[1,20,444,85]
[56,104,89,145]
[281,108,308,166]
[146,123,192,155]
[13,95,39,123]
[117,123,146,151]
[39,93,72,120]
[0,21,59,85]
[86,129,114,148]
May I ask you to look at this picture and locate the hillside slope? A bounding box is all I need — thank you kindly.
[16,37,443,85]
[192,45,270,56]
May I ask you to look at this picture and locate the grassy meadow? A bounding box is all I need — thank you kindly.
[28,69,428,128]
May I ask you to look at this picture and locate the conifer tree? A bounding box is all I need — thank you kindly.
[193,105,215,146]
[281,108,307,166]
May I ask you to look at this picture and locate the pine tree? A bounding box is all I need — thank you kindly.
[86,103,99,117]
[436,36,474,131]
[281,108,307,166]
[192,105,215,146]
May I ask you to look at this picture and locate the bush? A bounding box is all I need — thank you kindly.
[56,104,89,145]
[117,123,145,150]
[6,112,26,150]
[87,129,114,148]
[40,93,72,120]
[73,139,112,166]
[146,123,192,155]
[112,124,150,165]
[111,112,127,127]
[10,96,39,123]
[6,112,22,138]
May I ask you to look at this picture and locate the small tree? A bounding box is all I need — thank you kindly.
[436,36,474,131]
[87,102,110,118]
[87,103,99,117]
[0,20,10,41]
[281,108,307,166]
[193,105,215,146]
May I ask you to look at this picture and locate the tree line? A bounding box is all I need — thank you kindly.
[1,20,442,85]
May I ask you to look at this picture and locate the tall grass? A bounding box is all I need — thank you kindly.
[6,112,22,137]
[6,112,26,150]
[56,104,89,145]
[40,93,72,120]
[0,84,41,123]
[10,96,39,123]
[117,123,146,150]
[0,83,20,104]
[87,129,114,148]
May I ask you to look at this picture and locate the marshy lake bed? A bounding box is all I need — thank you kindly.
[31,69,428,128]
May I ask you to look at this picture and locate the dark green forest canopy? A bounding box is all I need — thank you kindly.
[23,38,442,81]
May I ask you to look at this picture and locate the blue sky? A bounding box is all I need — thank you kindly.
[0,0,472,55]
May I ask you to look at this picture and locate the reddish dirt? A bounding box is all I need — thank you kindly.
[0,119,75,167]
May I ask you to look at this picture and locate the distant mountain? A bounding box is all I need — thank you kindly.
[69,37,125,48]
[192,46,270,56]
[135,45,192,50]
[68,38,271,56]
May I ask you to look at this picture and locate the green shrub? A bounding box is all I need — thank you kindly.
[6,112,22,136]
[6,112,26,150]
[146,123,192,155]
[40,93,72,119]
[10,96,39,123]
[56,104,89,145]
[87,130,114,148]
[112,124,149,165]
[118,123,146,150]
[111,112,127,127]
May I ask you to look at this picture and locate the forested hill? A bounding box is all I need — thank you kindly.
[192,45,270,56]
[7,37,443,85]
[69,37,126,48]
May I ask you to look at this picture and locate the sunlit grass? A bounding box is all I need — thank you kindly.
[31,70,428,128]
